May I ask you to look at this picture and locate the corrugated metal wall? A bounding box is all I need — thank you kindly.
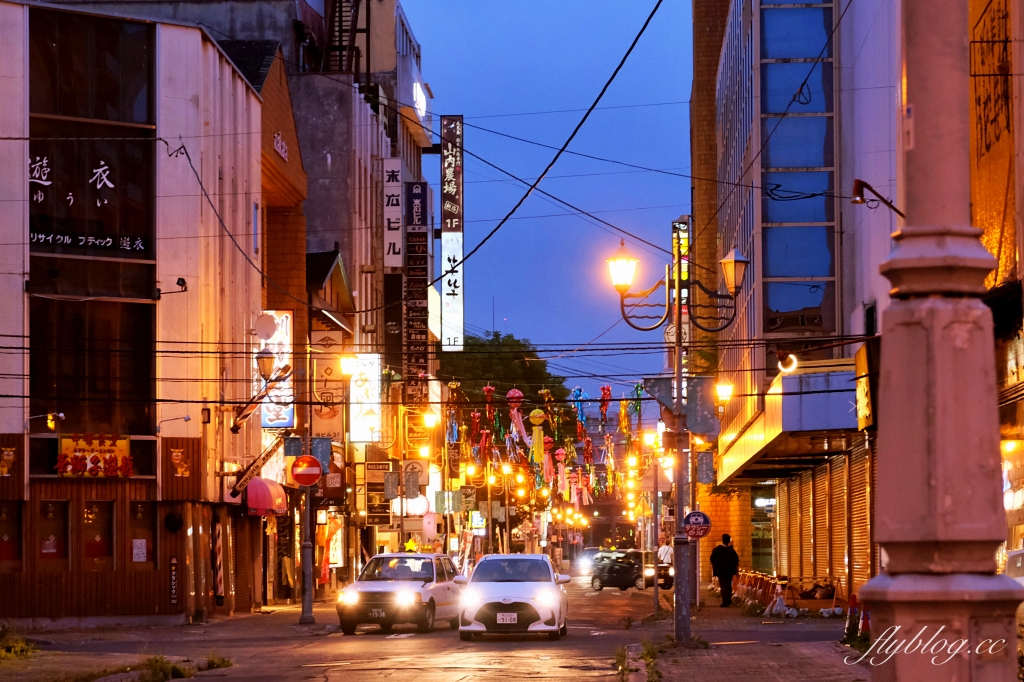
[829,455,847,594]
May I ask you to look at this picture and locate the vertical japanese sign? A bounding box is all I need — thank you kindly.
[350,354,382,442]
[405,181,430,404]
[383,158,403,268]
[440,116,464,352]
[311,331,345,440]
[258,311,295,429]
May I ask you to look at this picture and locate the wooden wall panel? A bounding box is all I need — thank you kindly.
[161,438,202,501]
[0,434,24,500]
[0,476,197,619]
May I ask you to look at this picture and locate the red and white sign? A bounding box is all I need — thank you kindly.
[291,455,322,486]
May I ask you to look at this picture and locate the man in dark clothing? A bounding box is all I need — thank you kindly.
[709,533,740,606]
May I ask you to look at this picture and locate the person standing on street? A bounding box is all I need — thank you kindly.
[709,533,740,606]
[657,536,673,565]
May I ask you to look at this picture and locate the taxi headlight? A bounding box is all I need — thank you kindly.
[339,590,359,605]
[535,589,558,609]
[460,588,482,609]
[395,590,418,607]
[644,567,656,577]
[669,567,675,576]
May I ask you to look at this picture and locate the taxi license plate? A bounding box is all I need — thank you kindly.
[370,609,386,619]
[497,613,517,624]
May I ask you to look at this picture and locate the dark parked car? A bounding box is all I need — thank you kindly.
[589,550,672,591]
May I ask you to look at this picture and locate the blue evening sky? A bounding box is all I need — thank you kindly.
[403,0,694,417]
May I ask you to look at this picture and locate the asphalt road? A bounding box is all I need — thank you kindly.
[3,574,846,682]
[6,573,659,682]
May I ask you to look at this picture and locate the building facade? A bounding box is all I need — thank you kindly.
[0,1,265,623]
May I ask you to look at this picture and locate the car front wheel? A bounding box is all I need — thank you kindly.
[340,621,357,636]
[635,577,645,591]
[417,603,436,633]
[591,577,603,591]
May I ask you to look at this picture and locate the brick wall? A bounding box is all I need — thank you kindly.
[265,209,309,427]
[696,483,752,583]
[689,0,730,373]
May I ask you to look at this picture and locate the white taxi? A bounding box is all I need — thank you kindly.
[336,553,462,635]
[455,554,570,640]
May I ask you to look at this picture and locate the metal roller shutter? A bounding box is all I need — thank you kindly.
[778,481,790,576]
[813,463,829,579]
[800,471,813,580]
[789,476,801,578]
[829,455,847,594]
[849,443,871,595]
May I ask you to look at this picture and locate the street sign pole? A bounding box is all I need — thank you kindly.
[291,455,322,625]
[671,224,691,643]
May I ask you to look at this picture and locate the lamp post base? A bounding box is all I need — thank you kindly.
[859,573,1024,679]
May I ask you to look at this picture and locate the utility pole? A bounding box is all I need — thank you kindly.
[671,221,691,642]
[486,463,493,554]
[652,450,659,614]
[858,0,1024,677]
[300,295,315,625]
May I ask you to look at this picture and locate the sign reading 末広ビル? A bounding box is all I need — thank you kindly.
[440,115,464,352]
[56,434,132,478]
[383,158,403,268]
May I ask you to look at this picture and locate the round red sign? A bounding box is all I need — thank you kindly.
[291,455,322,486]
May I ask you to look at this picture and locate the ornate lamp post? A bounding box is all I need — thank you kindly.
[606,217,747,642]
[858,0,1024,677]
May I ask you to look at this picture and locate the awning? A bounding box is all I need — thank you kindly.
[247,477,287,516]
[717,360,858,484]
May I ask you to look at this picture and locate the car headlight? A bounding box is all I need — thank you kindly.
[669,567,675,576]
[339,590,359,605]
[580,559,592,569]
[535,589,558,608]
[460,588,482,610]
[644,567,656,577]
[395,590,418,607]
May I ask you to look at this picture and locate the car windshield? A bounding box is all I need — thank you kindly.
[471,558,552,583]
[582,548,599,560]
[359,556,434,582]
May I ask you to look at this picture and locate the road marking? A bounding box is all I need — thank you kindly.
[385,633,415,639]
[710,640,758,645]
[590,631,605,636]
[539,656,551,660]
[301,662,352,667]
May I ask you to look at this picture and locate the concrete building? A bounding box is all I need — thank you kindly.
[699,0,1024,603]
[0,1,265,623]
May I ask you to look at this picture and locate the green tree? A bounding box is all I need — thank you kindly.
[436,332,577,440]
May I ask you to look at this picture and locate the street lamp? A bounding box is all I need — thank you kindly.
[256,347,275,382]
[605,217,747,643]
[714,382,734,419]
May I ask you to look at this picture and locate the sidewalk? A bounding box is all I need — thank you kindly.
[626,589,868,682]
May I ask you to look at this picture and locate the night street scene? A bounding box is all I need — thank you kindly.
[1,0,1023,680]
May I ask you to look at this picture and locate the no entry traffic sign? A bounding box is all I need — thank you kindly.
[683,510,712,539]
[291,455,322,486]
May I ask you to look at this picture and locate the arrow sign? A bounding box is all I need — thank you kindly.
[291,455,322,486]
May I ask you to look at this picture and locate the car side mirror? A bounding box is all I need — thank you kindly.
[453,575,468,585]
[556,574,571,584]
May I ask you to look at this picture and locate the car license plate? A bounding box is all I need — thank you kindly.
[370,609,385,619]
[497,612,517,624]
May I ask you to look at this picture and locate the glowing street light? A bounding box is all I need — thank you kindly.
[606,240,639,293]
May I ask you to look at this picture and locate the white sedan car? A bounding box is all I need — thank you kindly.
[336,553,462,635]
[455,554,570,641]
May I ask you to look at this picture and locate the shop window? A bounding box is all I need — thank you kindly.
[764,281,836,333]
[761,8,833,60]
[763,226,834,278]
[0,502,22,572]
[762,117,833,169]
[38,500,69,571]
[29,8,153,124]
[30,298,155,436]
[762,171,834,223]
[82,500,114,571]
[761,62,833,114]
[128,501,156,569]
